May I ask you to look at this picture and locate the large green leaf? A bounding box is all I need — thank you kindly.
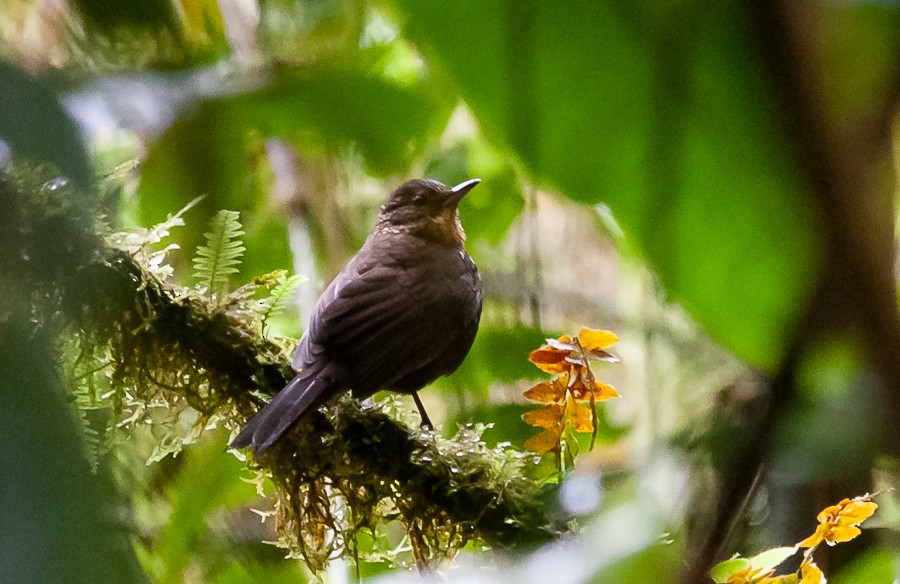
[831,549,895,584]
[394,1,824,370]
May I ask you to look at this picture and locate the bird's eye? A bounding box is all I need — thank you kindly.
[412,194,427,205]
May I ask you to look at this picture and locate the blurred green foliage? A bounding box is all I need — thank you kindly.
[0,319,146,583]
[133,436,269,583]
[0,62,92,187]
[1,0,899,582]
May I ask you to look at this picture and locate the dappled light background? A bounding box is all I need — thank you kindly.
[1,1,899,583]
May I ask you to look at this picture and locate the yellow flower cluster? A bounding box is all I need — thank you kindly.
[713,494,878,584]
[523,327,619,454]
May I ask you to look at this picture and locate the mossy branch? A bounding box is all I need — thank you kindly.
[261,401,563,570]
[0,166,565,572]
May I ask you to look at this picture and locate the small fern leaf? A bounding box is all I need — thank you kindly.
[261,273,306,332]
[72,379,108,473]
[193,210,245,301]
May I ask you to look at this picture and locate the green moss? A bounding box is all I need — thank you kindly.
[0,164,564,573]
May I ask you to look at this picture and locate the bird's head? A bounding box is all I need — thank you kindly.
[376,178,480,245]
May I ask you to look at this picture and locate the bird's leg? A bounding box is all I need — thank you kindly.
[411,392,433,429]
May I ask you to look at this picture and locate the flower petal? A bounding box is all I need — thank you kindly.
[565,398,594,433]
[584,348,620,363]
[522,404,564,428]
[798,524,827,548]
[594,380,620,400]
[838,500,877,525]
[799,562,823,584]
[525,426,562,454]
[577,327,618,351]
[529,347,571,373]
[547,335,579,352]
[524,380,567,403]
[826,524,861,544]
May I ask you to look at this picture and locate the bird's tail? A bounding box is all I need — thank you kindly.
[231,361,338,455]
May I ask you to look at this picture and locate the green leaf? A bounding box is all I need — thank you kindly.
[213,561,306,584]
[749,546,798,573]
[592,538,682,584]
[193,210,246,298]
[0,61,92,187]
[394,0,822,370]
[710,548,798,584]
[261,273,306,331]
[710,556,751,583]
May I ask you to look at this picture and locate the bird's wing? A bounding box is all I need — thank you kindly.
[292,244,401,365]
[295,234,481,394]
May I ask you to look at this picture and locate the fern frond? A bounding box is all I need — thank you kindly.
[261,273,306,333]
[77,409,104,473]
[70,351,112,473]
[193,210,245,303]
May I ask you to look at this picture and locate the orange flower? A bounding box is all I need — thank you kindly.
[798,496,877,548]
[577,327,618,353]
[569,367,619,401]
[527,329,620,373]
[524,424,563,454]
[565,397,594,432]
[522,404,564,428]
[799,562,823,584]
[523,328,621,455]
[523,376,568,403]
[528,347,571,373]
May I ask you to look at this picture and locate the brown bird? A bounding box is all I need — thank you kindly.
[232,178,483,454]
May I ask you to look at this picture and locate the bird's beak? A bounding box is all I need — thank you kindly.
[446,178,481,207]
